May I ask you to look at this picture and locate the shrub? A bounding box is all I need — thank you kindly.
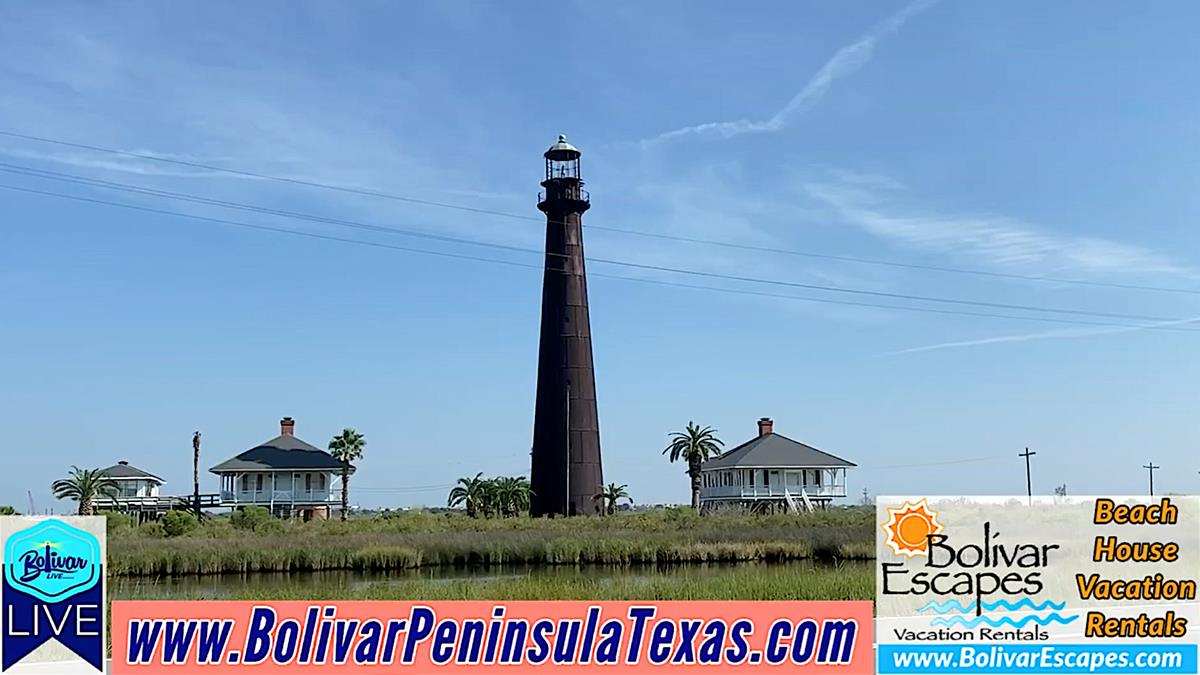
[252,517,285,535]
[137,521,165,538]
[162,511,199,537]
[105,512,135,535]
[0,505,18,515]
[231,506,275,532]
[198,516,236,538]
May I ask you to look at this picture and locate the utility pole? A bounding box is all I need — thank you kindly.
[192,431,202,519]
[1144,462,1159,496]
[1019,448,1036,505]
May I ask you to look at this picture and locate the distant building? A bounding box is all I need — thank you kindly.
[699,418,855,513]
[100,461,163,499]
[94,461,217,521]
[209,417,351,520]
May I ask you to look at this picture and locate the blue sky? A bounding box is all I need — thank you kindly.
[2,0,1199,512]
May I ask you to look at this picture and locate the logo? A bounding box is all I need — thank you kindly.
[2,518,105,672]
[4,521,100,603]
[881,498,943,558]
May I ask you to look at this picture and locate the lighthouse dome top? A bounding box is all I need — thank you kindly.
[545,134,581,160]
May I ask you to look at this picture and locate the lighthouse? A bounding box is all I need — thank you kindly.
[529,135,604,517]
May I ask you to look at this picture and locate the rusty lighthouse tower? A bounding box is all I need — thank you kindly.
[530,135,603,516]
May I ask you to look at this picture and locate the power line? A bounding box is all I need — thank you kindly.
[4,182,1200,333]
[2,178,1195,327]
[586,227,1200,297]
[588,273,1200,332]
[0,163,548,259]
[353,485,457,493]
[861,455,1009,470]
[0,183,546,271]
[584,257,1188,324]
[3,128,1199,297]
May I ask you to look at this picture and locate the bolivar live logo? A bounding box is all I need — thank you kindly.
[2,518,105,672]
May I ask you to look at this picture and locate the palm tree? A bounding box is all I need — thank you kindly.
[448,473,488,517]
[477,478,499,517]
[494,476,533,517]
[594,482,631,515]
[663,422,724,511]
[51,466,118,515]
[328,428,366,521]
[192,431,202,519]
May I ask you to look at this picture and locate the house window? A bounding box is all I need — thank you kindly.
[305,474,312,491]
[255,474,263,491]
[240,475,248,491]
[763,471,769,487]
[318,474,326,490]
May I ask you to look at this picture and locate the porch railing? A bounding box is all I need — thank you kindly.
[219,488,335,504]
[701,484,847,500]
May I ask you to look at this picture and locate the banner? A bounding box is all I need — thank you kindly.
[0,516,106,675]
[111,600,873,673]
[876,496,1199,674]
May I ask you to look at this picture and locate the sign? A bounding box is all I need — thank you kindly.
[1,516,106,674]
[876,496,1199,674]
[111,600,874,673]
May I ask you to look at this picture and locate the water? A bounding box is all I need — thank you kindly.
[110,560,862,600]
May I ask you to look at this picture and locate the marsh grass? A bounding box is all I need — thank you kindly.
[109,507,874,576]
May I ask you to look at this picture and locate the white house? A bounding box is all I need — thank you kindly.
[94,461,200,521]
[99,460,164,499]
[700,418,854,513]
[209,417,352,520]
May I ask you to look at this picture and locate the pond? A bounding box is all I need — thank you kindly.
[110,559,872,600]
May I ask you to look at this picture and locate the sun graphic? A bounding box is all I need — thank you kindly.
[882,499,943,557]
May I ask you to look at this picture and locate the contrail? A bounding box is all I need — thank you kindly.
[882,314,1200,356]
[642,0,938,145]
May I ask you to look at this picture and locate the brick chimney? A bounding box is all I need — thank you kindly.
[280,416,295,436]
[757,417,774,437]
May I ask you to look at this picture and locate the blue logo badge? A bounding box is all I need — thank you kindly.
[2,518,105,672]
[3,520,101,603]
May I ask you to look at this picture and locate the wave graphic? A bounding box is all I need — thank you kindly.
[930,613,1079,629]
[917,599,1067,614]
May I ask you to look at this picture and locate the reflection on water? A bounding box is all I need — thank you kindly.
[111,561,864,600]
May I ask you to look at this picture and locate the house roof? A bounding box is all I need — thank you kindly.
[702,433,856,470]
[99,462,163,482]
[209,434,353,473]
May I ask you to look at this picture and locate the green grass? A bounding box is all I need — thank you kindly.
[108,507,875,576]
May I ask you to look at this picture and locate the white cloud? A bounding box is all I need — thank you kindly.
[641,0,938,144]
[805,176,1194,278]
